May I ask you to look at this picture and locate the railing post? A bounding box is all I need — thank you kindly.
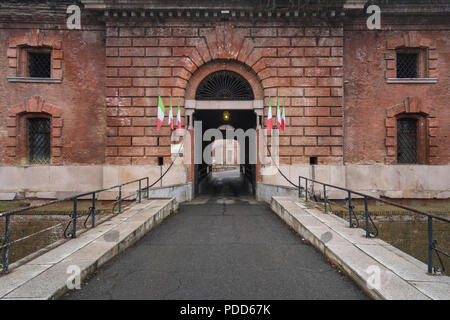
[91,192,96,228]
[118,185,122,214]
[323,185,328,213]
[364,196,369,238]
[146,177,150,199]
[72,197,78,239]
[348,191,353,228]
[298,177,301,197]
[305,178,308,202]
[428,216,433,274]
[138,180,142,203]
[2,215,10,273]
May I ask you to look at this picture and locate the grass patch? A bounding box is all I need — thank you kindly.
[329,203,450,217]
[0,200,115,215]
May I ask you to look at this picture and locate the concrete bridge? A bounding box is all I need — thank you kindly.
[0,170,448,300]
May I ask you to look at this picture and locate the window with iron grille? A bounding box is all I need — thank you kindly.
[396,53,418,78]
[196,70,254,100]
[28,50,51,78]
[27,118,51,164]
[397,118,417,164]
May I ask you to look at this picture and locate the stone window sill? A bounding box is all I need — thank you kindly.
[387,78,438,84]
[7,77,62,83]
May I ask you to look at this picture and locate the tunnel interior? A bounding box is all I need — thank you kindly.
[193,109,257,197]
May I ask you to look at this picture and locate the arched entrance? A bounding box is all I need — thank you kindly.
[184,61,264,197]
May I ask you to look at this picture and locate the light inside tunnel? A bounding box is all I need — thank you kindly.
[223,111,230,121]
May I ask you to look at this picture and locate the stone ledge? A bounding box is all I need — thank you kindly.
[0,197,177,300]
[7,77,62,83]
[270,196,450,300]
[387,78,438,84]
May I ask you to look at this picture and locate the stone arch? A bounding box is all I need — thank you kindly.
[8,96,63,165]
[385,97,437,164]
[184,60,265,128]
[185,59,264,101]
[9,96,62,117]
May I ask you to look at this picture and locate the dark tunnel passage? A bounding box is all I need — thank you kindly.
[193,109,257,197]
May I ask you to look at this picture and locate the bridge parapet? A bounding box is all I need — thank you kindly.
[270,196,450,300]
[0,198,177,299]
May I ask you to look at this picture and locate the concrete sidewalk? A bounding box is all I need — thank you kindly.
[271,197,450,300]
[0,198,177,300]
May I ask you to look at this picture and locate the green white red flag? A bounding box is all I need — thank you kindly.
[276,96,281,130]
[157,95,165,130]
[267,98,273,131]
[168,96,174,131]
[176,100,182,130]
[281,103,286,131]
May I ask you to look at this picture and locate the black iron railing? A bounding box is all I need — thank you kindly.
[0,176,160,274]
[298,175,450,275]
[0,132,186,275]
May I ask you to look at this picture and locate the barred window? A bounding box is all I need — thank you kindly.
[27,118,51,164]
[28,50,51,78]
[17,47,52,78]
[396,53,418,78]
[395,47,428,79]
[397,118,417,164]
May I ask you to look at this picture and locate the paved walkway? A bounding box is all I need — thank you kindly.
[65,172,367,299]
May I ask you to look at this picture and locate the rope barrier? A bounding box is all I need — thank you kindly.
[260,129,300,189]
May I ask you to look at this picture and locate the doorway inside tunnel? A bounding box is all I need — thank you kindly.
[193,109,257,197]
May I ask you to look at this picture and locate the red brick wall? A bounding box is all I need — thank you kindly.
[344,17,450,165]
[0,19,106,165]
[105,20,344,166]
[1,10,448,170]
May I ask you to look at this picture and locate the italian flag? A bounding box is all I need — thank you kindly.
[276,96,282,130]
[281,103,286,131]
[168,96,174,131]
[267,98,273,131]
[157,95,165,130]
[176,100,182,130]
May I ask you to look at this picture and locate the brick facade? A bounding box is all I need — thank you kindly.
[0,1,449,187]
[0,8,106,166]
[344,14,449,165]
[105,21,345,166]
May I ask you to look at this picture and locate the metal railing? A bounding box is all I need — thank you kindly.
[0,176,157,274]
[0,133,186,275]
[298,175,450,275]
